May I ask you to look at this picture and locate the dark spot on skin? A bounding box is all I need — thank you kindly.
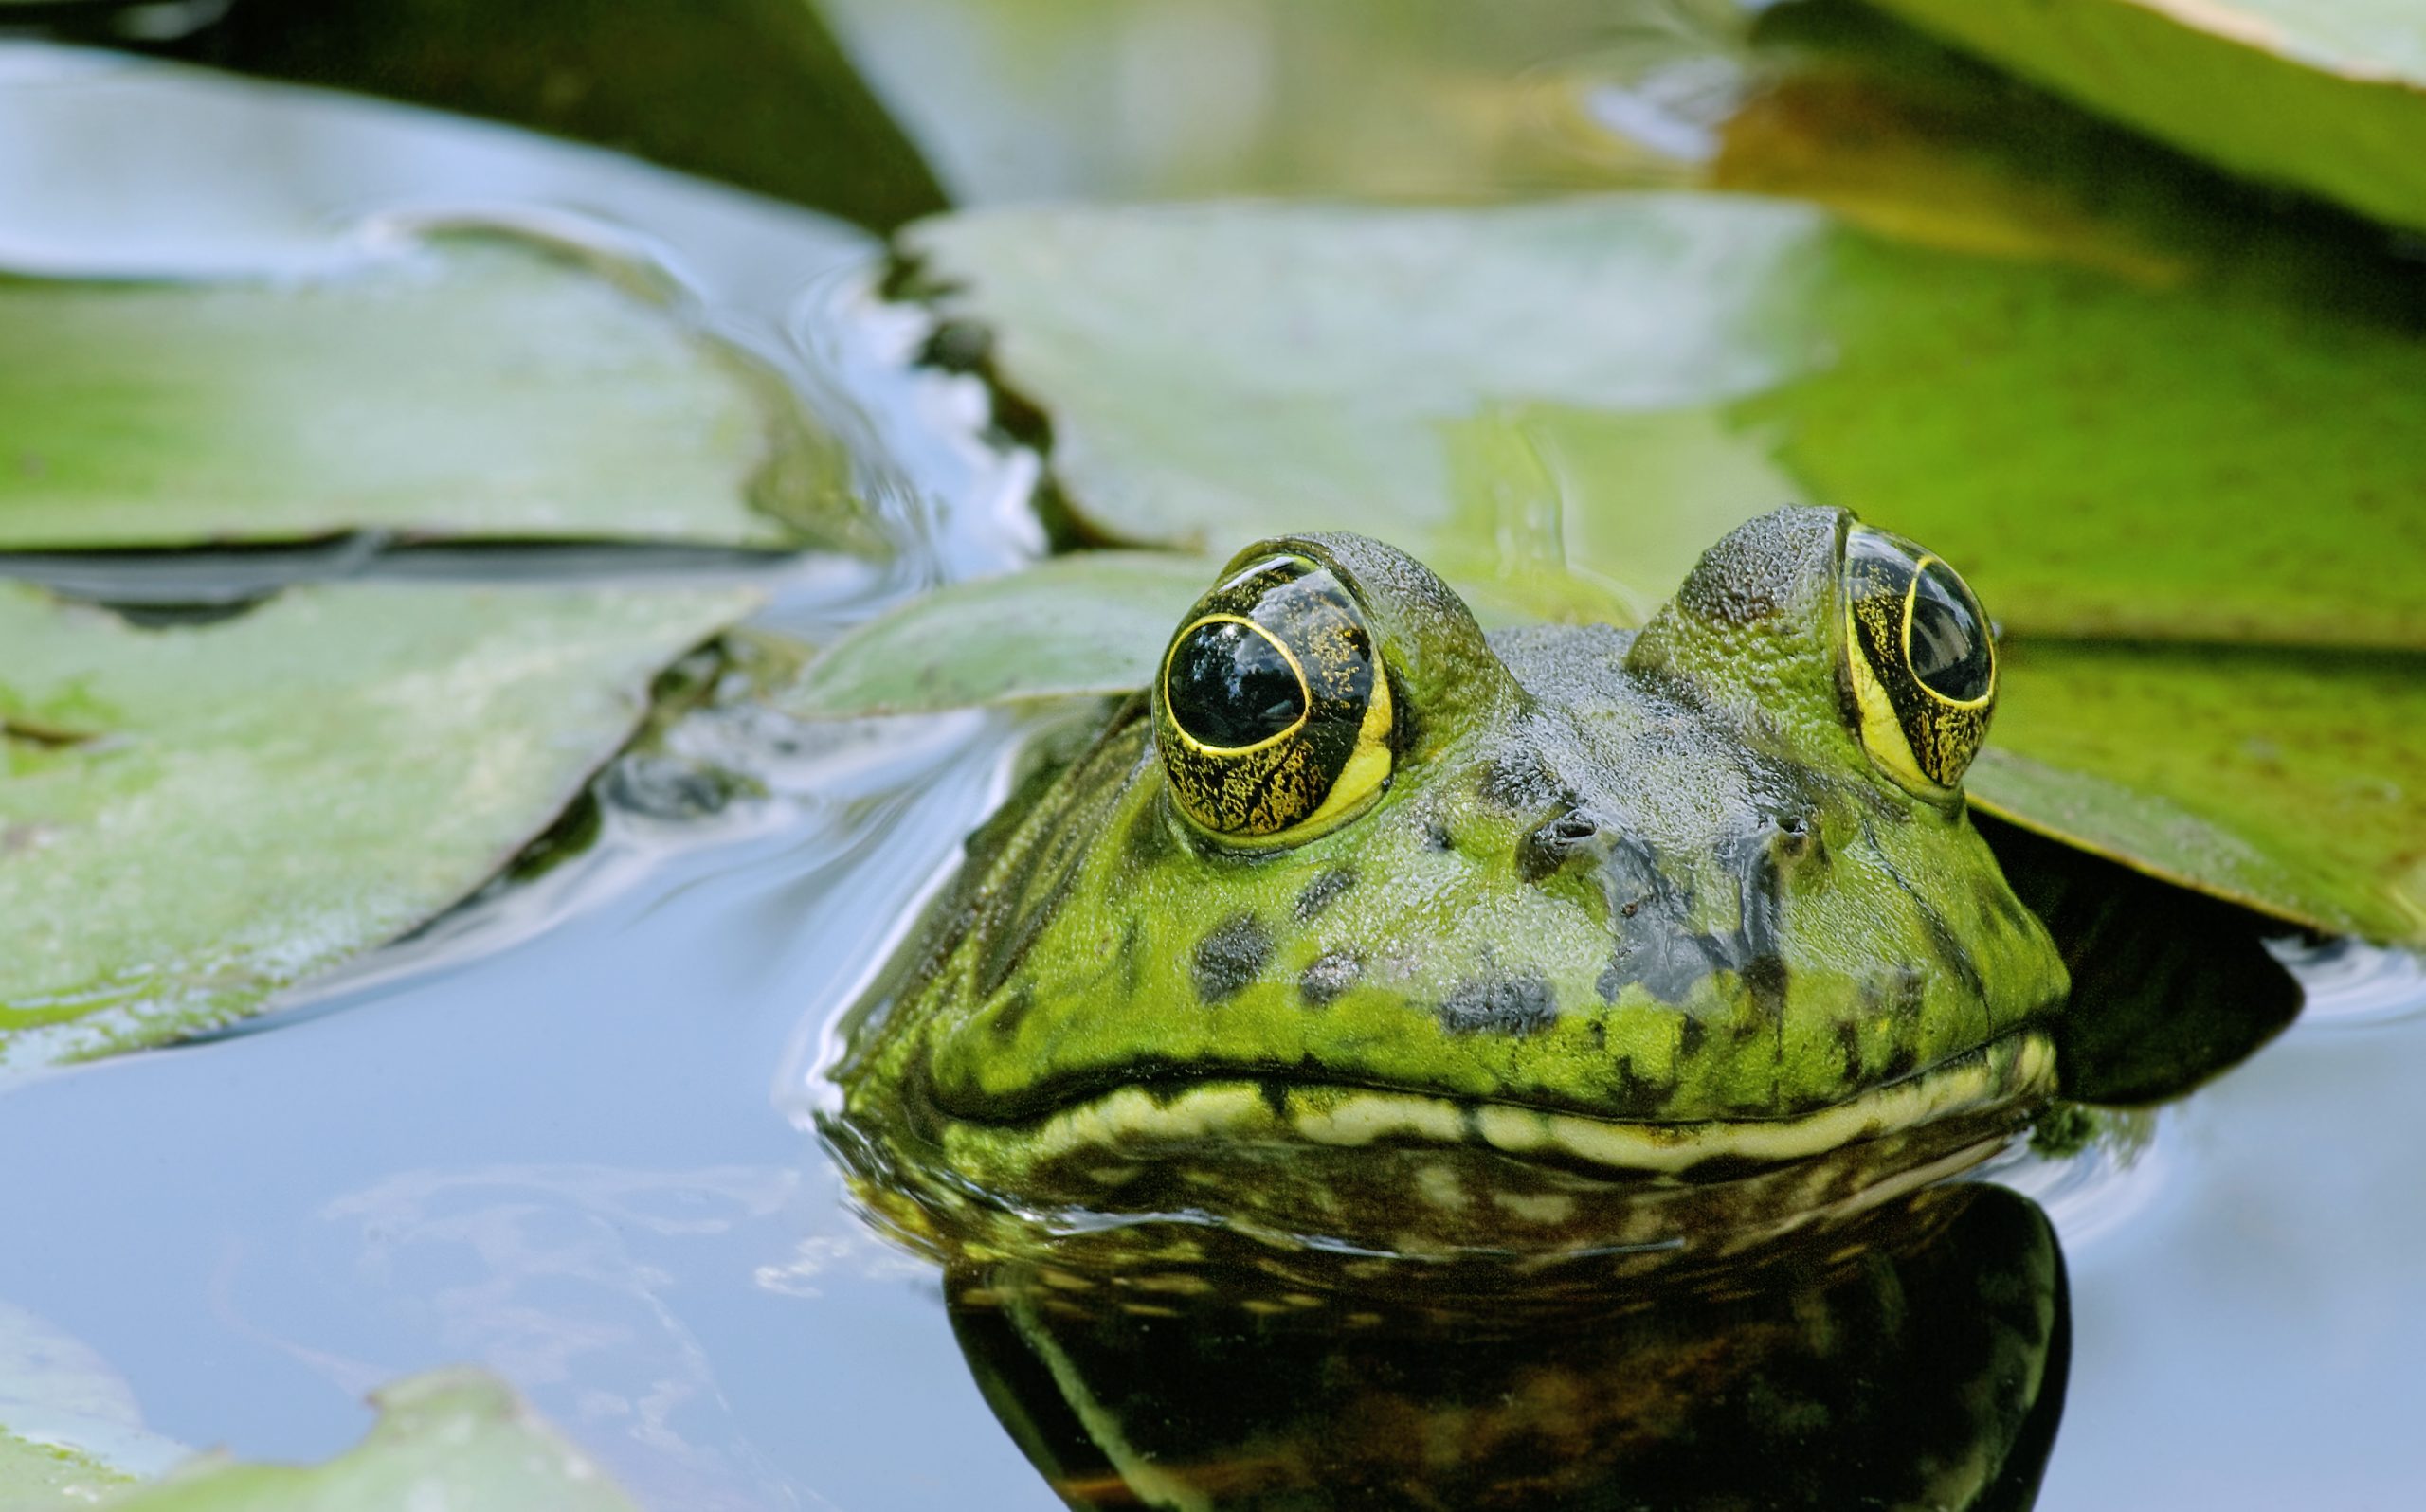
[1121,801,1174,872]
[1191,914,1274,1005]
[1294,867,1358,923]
[1258,1080,1291,1119]
[1880,1040,1920,1081]
[1299,950,1362,1007]
[1730,837,1786,963]
[1891,964,1928,1020]
[1679,1016,1708,1056]
[990,984,1033,1041]
[1117,916,1143,996]
[1424,820,1456,852]
[1438,973,1559,1035]
[1744,954,1789,1020]
[1611,1053,1679,1112]
[1476,751,1556,812]
[1834,1018,1864,1079]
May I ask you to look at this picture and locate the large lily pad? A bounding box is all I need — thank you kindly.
[0,233,875,553]
[1870,0,2426,234]
[0,582,753,1072]
[91,1370,640,1511]
[903,196,2426,942]
[909,197,2426,649]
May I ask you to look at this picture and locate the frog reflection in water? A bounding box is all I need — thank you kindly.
[827,506,2074,1266]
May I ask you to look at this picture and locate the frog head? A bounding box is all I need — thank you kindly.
[830,507,2068,1261]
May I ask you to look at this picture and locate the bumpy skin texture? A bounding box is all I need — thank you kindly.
[829,508,2070,1256]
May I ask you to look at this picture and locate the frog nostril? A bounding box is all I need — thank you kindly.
[1518,809,1603,883]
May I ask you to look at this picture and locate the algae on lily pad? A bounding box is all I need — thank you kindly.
[0,232,878,553]
[1870,0,2426,235]
[0,582,754,1072]
[93,1370,641,1512]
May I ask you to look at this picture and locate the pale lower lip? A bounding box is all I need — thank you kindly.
[957,1030,2056,1181]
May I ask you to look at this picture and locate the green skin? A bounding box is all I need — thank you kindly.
[828,507,2070,1261]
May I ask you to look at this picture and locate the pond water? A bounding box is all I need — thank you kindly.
[5,19,2426,1512]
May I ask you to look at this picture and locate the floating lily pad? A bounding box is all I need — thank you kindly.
[785,551,1217,718]
[1871,0,2426,233]
[0,1431,130,1508]
[909,197,2426,649]
[92,1370,640,1511]
[0,234,877,553]
[0,1302,182,1508]
[0,582,753,1072]
[1977,642,2426,944]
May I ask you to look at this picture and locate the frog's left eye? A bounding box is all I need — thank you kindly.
[1154,554,1394,843]
[1841,525,1996,798]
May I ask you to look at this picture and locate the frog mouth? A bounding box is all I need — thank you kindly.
[932,1030,2055,1183]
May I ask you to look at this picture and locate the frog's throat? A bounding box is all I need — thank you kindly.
[932,1030,2055,1182]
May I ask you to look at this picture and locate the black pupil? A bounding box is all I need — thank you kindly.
[1168,621,1306,747]
[1908,560,1993,701]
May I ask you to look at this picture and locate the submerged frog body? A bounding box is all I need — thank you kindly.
[826,507,2069,1264]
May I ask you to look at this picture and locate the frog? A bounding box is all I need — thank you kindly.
[823,504,2072,1266]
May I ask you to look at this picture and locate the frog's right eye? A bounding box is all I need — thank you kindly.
[1841,525,1997,799]
[1154,554,1395,844]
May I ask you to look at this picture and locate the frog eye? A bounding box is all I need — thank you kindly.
[1154,554,1395,842]
[1841,525,1996,798]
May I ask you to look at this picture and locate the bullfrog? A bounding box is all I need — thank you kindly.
[825,505,2072,1265]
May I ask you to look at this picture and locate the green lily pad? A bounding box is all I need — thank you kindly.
[94,1370,640,1511]
[0,1302,184,1508]
[0,233,877,553]
[909,197,2426,650]
[785,551,1217,718]
[1870,0,2426,234]
[0,1431,131,1507]
[1976,641,2426,944]
[0,582,753,1072]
